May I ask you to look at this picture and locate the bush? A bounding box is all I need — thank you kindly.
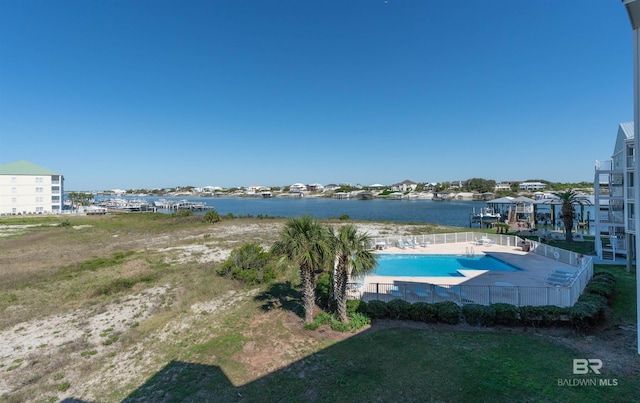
[577,292,608,307]
[409,302,438,323]
[387,299,412,320]
[216,243,276,285]
[462,304,495,326]
[491,303,519,326]
[591,271,616,284]
[315,273,333,310]
[585,280,616,303]
[570,301,603,329]
[172,209,193,217]
[346,299,367,315]
[434,301,461,325]
[346,312,371,331]
[304,311,332,330]
[204,209,221,223]
[366,300,389,319]
[519,305,571,327]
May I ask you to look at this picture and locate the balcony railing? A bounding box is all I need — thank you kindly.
[628,218,636,232]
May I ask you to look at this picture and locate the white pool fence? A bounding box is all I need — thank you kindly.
[355,232,593,308]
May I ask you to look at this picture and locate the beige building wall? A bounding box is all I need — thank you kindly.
[0,173,63,215]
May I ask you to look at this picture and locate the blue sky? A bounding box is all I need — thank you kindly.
[0,1,635,190]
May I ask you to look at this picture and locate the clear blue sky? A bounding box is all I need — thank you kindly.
[0,1,635,191]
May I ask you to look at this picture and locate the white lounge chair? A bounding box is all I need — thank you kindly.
[397,239,406,249]
[389,285,403,297]
[406,239,418,248]
[435,286,449,298]
[414,286,429,298]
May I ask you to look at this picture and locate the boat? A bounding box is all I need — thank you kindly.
[471,207,503,223]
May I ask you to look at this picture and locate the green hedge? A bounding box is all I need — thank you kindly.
[387,299,412,320]
[434,301,461,325]
[462,304,495,326]
[491,303,519,326]
[349,271,615,329]
[409,302,438,323]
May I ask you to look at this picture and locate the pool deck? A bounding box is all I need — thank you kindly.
[364,241,577,288]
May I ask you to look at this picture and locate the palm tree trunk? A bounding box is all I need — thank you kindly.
[335,258,349,322]
[300,264,315,323]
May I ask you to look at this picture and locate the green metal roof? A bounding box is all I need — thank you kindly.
[0,160,61,176]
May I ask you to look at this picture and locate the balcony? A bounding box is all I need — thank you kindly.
[627,155,636,168]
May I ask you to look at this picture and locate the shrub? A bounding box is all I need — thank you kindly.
[574,293,608,326]
[409,302,438,323]
[570,301,603,329]
[462,304,495,326]
[347,312,371,330]
[591,271,616,284]
[491,303,519,326]
[304,311,332,330]
[520,305,571,327]
[216,243,276,285]
[585,281,616,303]
[330,319,351,332]
[578,292,608,307]
[172,209,193,217]
[346,299,367,315]
[338,214,350,221]
[434,301,461,325]
[204,209,221,223]
[387,299,412,320]
[366,300,389,319]
[315,273,333,310]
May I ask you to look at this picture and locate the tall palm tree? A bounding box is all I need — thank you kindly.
[333,225,378,323]
[555,190,591,242]
[270,216,334,324]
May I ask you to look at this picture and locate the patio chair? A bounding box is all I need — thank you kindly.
[389,285,403,297]
[435,286,450,298]
[545,275,570,286]
[406,238,418,248]
[414,285,429,298]
[397,239,406,249]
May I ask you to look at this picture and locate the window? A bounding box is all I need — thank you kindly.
[36,187,43,193]
[36,177,43,183]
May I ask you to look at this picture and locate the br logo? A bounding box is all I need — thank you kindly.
[573,359,602,375]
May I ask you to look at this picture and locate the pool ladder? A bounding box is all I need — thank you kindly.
[465,246,475,257]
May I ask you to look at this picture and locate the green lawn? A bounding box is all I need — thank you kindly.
[125,327,637,403]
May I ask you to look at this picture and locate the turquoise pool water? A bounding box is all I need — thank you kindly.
[373,254,521,277]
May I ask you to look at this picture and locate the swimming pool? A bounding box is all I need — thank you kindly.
[372,254,521,277]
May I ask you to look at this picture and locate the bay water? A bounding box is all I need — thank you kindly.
[98,196,596,231]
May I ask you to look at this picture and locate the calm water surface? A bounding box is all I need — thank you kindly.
[94,196,596,231]
[374,254,521,277]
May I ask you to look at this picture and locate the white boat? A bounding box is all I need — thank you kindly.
[471,207,502,223]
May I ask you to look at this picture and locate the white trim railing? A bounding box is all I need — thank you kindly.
[360,232,594,308]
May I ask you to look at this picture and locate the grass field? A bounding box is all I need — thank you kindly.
[0,214,638,402]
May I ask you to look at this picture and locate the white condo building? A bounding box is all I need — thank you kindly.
[0,160,65,215]
[593,123,635,264]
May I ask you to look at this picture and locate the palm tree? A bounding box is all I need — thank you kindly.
[555,190,591,242]
[271,216,334,324]
[333,225,378,323]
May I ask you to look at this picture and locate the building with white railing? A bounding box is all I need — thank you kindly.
[0,160,65,215]
[594,122,635,264]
